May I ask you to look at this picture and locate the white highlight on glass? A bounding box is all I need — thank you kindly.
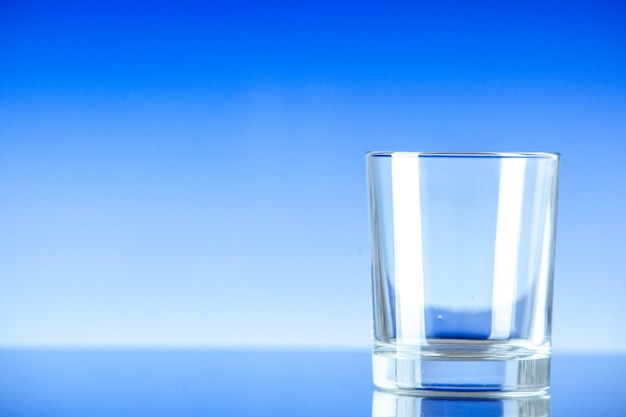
[491,158,527,339]
[530,212,553,343]
[391,155,425,343]
[530,162,554,343]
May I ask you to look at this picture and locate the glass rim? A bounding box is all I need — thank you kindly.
[366,151,560,159]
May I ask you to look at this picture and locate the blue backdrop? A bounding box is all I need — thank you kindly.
[1,0,625,352]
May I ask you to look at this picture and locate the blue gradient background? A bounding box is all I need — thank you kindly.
[1,0,624,352]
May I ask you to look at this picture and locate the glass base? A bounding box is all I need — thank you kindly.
[373,346,550,394]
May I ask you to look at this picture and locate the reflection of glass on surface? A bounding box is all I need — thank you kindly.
[372,390,551,417]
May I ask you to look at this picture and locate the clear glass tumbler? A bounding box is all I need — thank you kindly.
[367,152,560,393]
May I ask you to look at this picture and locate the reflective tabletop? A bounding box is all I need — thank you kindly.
[1,350,624,416]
